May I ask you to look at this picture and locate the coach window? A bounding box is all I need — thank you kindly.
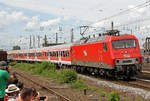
[50,52,52,57]
[103,42,108,52]
[58,51,60,57]
[45,52,48,57]
[66,51,68,57]
[54,52,56,57]
[64,51,67,57]
[62,51,64,57]
[52,52,54,57]
[68,51,70,57]
[55,51,57,57]
[49,52,51,56]
[51,52,53,57]
[60,51,62,57]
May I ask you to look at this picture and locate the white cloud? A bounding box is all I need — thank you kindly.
[91,21,105,28]
[128,5,146,13]
[128,5,146,18]
[0,0,142,22]
[40,18,61,27]
[24,16,39,31]
[0,10,29,30]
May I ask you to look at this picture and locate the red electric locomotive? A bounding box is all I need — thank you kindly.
[7,30,142,79]
[71,32,142,79]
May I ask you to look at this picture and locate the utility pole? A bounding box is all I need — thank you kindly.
[111,21,114,30]
[38,35,40,48]
[29,35,32,49]
[43,35,48,47]
[56,32,58,44]
[71,28,74,43]
[33,35,35,48]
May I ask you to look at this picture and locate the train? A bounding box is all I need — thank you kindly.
[0,50,7,62]
[7,30,142,79]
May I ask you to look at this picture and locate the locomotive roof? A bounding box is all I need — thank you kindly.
[73,34,135,45]
[73,35,106,45]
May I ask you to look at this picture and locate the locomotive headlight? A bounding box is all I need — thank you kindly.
[115,60,119,64]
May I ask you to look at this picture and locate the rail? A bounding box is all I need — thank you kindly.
[15,72,72,101]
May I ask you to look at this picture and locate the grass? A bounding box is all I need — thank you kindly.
[10,62,144,101]
[108,91,120,101]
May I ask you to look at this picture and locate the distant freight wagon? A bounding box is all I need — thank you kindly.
[0,51,7,62]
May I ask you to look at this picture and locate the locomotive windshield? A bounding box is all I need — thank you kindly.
[112,39,136,49]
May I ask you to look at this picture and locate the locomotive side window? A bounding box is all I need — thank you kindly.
[103,42,108,52]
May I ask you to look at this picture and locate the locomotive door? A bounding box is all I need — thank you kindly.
[98,43,104,68]
[98,48,102,66]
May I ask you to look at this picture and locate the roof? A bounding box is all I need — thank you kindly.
[8,43,73,54]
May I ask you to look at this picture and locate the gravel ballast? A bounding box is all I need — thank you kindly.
[79,74,150,99]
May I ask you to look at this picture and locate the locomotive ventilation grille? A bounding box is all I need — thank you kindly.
[122,60,132,63]
[115,58,138,65]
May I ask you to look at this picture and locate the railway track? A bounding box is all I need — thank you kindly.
[127,78,150,90]
[15,72,72,101]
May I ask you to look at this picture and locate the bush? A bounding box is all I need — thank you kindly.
[41,62,56,72]
[9,61,17,66]
[100,91,106,97]
[58,69,77,83]
[108,91,120,101]
[70,78,88,90]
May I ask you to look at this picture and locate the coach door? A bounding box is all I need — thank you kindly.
[48,51,50,60]
[58,51,61,63]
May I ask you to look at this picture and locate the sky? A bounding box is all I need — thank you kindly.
[0,0,149,50]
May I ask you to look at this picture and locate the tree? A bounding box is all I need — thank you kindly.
[12,45,21,50]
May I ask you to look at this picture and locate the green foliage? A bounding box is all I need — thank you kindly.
[41,62,56,72]
[9,61,17,66]
[108,91,120,101]
[58,69,77,83]
[135,96,142,101]
[100,91,106,97]
[70,78,88,90]
[12,62,88,90]
[12,45,21,50]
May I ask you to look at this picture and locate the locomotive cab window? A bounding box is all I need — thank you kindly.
[112,39,136,49]
[103,42,108,52]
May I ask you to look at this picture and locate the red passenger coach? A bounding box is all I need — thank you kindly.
[8,31,142,79]
[8,43,72,65]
